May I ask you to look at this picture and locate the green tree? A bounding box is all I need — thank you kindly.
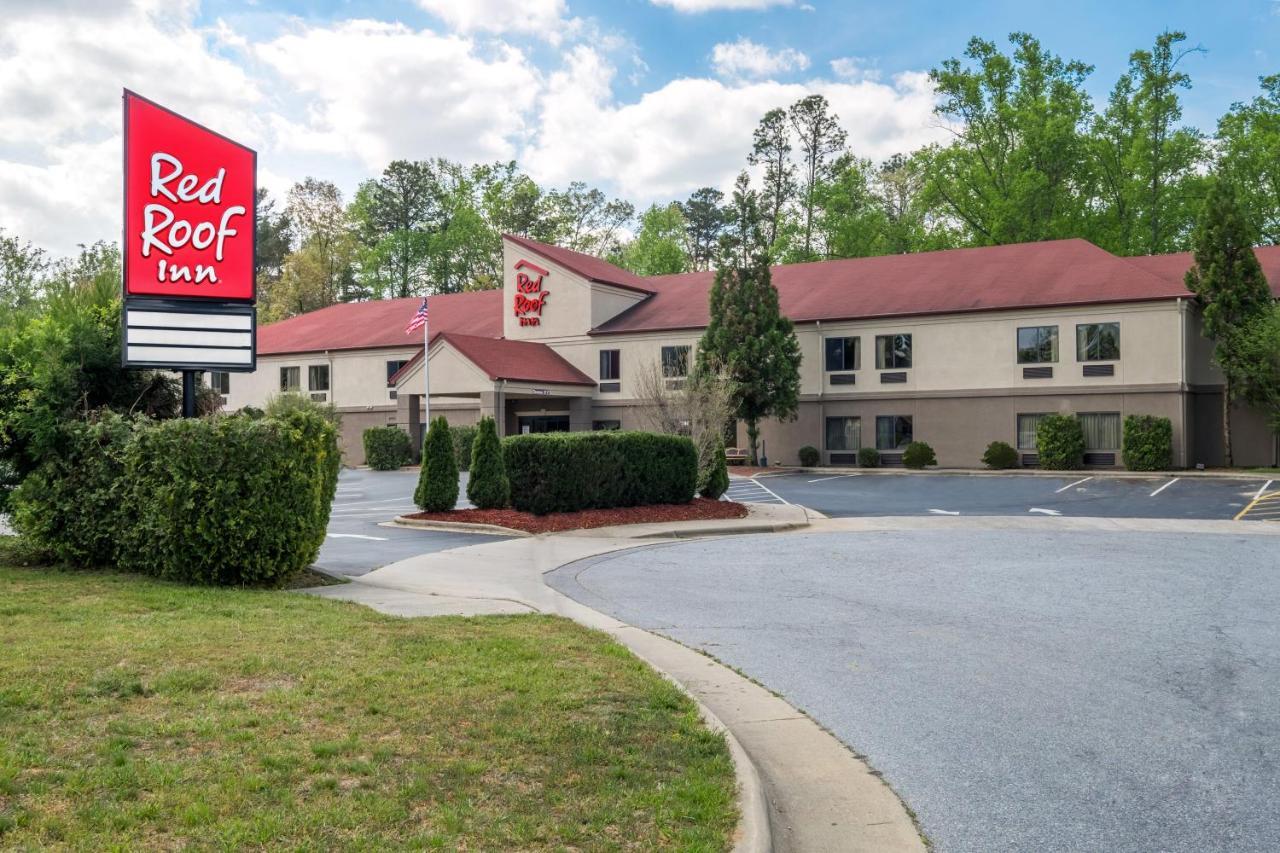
[697,252,801,465]
[1233,305,1280,435]
[262,178,357,321]
[1184,179,1274,467]
[812,155,888,260]
[1217,74,1280,246]
[541,181,635,258]
[414,416,459,512]
[788,94,848,259]
[617,203,689,275]
[1088,31,1206,255]
[719,172,769,267]
[927,33,1094,245]
[748,108,797,250]
[681,186,725,271]
[466,416,510,509]
[254,188,292,285]
[0,229,47,312]
[350,160,436,298]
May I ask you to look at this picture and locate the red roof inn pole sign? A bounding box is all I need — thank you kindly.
[121,90,257,408]
[513,259,550,326]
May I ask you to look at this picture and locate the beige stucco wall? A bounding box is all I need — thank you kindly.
[221,346,419,411]
[501,240,645,340]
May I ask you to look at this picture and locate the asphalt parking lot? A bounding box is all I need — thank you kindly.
[548,527,1280,852]
[728,470,1277,521]
[318,468,503,576]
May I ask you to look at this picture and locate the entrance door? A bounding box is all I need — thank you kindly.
[517,415,570,434]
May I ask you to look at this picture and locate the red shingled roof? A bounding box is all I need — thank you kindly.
[1124,246,1280,298]
[434,333,594,386]
[594,238,1197,335]
[503,233,654,294]
[258,290,502,355]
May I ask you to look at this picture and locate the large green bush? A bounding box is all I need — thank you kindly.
[798,445,820,467]
[698,435,730,500]
[466,417,510,509]
[1036,414,1086,470]
[363,426,411,470]
[503,431,697,515]
[902,441,937,469]
[14,409,340,586]
[118,410,339,585]
[415,417,459,512]
[452,424,478,472]
[858,447,880,468]
[1122,415,1173,471]
[982,440,1019,469]
[13,412,136,566]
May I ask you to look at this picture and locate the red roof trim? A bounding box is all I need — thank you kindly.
[503,233,655,295]
[391,333,596,388]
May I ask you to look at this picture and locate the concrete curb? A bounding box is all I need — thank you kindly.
[389,516,531,537]
[753,465,1278,481]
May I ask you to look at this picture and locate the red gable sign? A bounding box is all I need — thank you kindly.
[123,90,256,302]
[513,258,550,326]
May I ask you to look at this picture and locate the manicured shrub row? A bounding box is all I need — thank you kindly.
[13,409,340,585]
[983,440,1019,469]
[452,424,478,472]
[1122,415,1173,471]
[1036,414,1087,470]
[902,441,937,469]
[363,426,412,470]
[415,417,459,512]
[503,431,698,515]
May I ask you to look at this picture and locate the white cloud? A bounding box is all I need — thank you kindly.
[711,38,809,80]
[415,0,570,37]
[830,56,882,82]
[523,48,947,206]
[650,0,795,11]
[257,20,540,170]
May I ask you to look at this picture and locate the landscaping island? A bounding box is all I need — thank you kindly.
[405,496,747,535]
[0,544,738,849]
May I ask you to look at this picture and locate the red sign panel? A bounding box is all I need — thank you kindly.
[123,90,256,302]
[513,259,550,326]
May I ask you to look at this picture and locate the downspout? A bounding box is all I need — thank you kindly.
[497,379,507,437]
[1177,299,1187,468]
[816,320,824,463]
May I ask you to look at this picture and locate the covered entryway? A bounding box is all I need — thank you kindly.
[517,414,570,434]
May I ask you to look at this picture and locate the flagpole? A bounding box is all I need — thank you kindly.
[422,298,430,429]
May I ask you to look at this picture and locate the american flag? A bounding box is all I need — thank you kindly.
[405,297,428,334]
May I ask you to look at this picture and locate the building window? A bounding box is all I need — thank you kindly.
[825,416,861,451]
[1076,323,1120,361]
[1017,413,1048,449]
[1078,412,1121,450]
[280,366,300,392]
[593,420,622,431]
[599,349,620,381]
[824,336,860,372]
[308,364,330,392]
[1017,326,1058,364]
[208,371,230,395]
[875,334,912,370]
[661,345,691,378]
[386,360,408,382]
[876,415,913,450]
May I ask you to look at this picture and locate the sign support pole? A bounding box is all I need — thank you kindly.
[182,371,197,418]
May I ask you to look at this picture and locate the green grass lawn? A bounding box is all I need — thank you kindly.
[0,554,736,849]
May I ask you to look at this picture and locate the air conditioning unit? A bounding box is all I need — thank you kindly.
[389,390,398,400]
[310,392,328,402]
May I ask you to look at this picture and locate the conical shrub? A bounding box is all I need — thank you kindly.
[414,416,459,512]
[466,416,510,509]
[697,435,730,499]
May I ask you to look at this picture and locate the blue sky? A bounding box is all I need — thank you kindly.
[4,0,1279,256]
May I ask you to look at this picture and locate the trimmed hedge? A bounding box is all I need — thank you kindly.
[453,424,478,472]
[1122,415,1172,471]
[982,440,1019,470]
[1036,414,1085,470]
[466,417,510,510]
[363,426,412,470]
[503,431,697,515]
[798,445,820,467]
[902,441,937,469]
[698,436,730,500]
[858,447,880,468]
[415,417,458,512]
[14,410,340,586]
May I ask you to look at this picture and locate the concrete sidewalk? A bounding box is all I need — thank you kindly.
[302,504,925,853]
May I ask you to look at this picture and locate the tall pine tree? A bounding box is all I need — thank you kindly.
[1185,179,1273,467]
[697,241,801,465]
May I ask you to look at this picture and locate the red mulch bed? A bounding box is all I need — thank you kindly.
[405,498,748,534]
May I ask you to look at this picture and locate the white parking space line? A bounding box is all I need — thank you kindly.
[807,474,860,483]
[724,477,789,505]
[928,509,960,515]
[1255,480,1275,500]
[1055,477,1093,493]
[1029,508,1063,516]
[326,533,388,541]
[1149,478,1180,497]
